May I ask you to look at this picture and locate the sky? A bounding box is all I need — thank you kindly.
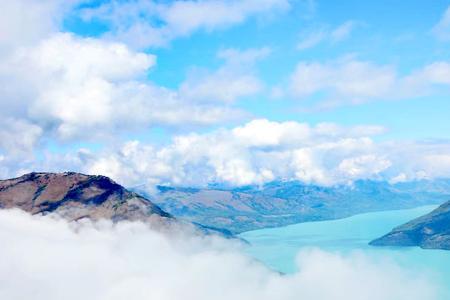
[1,0,450,188]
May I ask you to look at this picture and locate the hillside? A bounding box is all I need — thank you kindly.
[370,200,450,250]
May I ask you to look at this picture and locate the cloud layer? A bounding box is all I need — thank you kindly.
[77,119,394,187]
[0,119,445,190]
[83,120,450,188]
[0,209,439,300]
[2,117,450,189]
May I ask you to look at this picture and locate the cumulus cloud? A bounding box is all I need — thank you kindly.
[383,140,450,183]
[0,0,82,53]
[432,6,450,41]
[0,0,264,167]
[48,120,388,188]
[80,0,290,48]
[290,57,450,108]
[0,209,440,300]
[2,119,450,188]
[80,119,391,187]
[338,155,392,179]
[78,120,450,189]
[0,32,249,158]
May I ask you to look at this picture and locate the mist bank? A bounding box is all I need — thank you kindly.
[0,209,440,300]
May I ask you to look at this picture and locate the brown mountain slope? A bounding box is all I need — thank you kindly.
[0,172,172,226]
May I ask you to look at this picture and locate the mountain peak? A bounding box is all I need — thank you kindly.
[0,172,172,225]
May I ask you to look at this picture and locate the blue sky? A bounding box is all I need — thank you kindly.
[64,0,450,140]
[1,0,450,187]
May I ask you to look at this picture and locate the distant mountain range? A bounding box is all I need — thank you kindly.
[135,179,450,234]
[370,200,450,250]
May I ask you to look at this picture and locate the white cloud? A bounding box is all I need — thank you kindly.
[79,120,450,189]
[78,119,393,187]
[296,29,327,50]
[179,48,270,103]
[405,62,450,86]
[0,209,439,300]
[2,119,450,188]
[297,21,359,50]
[0,118,42,158]
[290,57,450,108]
[385,140,450,182]
[0,1,265,163]
[232,119,310,147]
[290,58,396,104]
[432,6,450,41]
[338,155,392,179]
[81,0,290,48]
[330,21,358,42]
[0,0,83,53]
[0,32,248,158]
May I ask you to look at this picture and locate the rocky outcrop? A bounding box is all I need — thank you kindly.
[370,201,450,250]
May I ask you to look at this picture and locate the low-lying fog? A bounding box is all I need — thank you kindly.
[0,210,439,300]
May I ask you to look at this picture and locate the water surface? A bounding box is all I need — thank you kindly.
[239,206,450,297]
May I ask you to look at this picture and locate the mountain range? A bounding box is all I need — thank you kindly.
[136,179,450,234]
[2,172,449,246]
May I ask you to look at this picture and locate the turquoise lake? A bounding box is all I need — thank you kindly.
[239,205,450,298]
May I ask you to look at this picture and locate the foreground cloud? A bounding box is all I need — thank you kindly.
[0,209,439,300]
